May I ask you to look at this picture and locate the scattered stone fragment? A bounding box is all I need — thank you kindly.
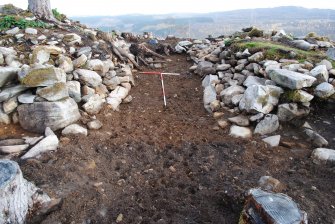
[87,120,103,130]
[312,148,335,164]
[62,124,88,136]
[258,176,284,192]
[304,129,328,147]
[254,114,279,135]
[228,115,249,127]
[229,125,252,138]
[217,119,229,129]
[262,135,281,147]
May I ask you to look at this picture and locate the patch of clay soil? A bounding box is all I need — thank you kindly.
[2,53,334,223]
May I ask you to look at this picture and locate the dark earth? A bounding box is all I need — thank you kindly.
[1,53,335,224]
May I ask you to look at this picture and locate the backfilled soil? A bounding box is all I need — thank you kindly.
[1,53,335,224]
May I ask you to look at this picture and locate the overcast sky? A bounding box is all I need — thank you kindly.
[3,0,335,16]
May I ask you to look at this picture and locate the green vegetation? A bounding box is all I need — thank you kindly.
[233,40,326,63]
[0,15,48,30]
[52,8,66,22]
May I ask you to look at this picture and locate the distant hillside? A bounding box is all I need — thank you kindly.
[71,6,335,39]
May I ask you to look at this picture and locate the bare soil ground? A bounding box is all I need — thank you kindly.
[2,53,335,224]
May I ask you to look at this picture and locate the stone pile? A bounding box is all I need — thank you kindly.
[185,28,335,149]
[0,22,136,136]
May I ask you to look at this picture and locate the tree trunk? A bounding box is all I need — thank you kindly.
[28,0,55,21]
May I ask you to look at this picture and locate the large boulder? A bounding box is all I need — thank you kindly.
[18,98,81,133]
[291,40,317,51]
[239,85,283,114]
[269,69,316,89]
[20,67,66,87]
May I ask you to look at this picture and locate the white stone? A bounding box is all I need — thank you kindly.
[312,148,335,164]
[21,134,59,159]
[262,135,281,147]
[239,85,283,114]
[229,125,252,138]
[62,124,88,136]
[309,65,329,84]
[314,82,335,98]
[66,81,81,102]
[87,120,103,130]
[82,94,104,115]
[220,85,245,105]
[74,69,102,87]
[203,85,217,105]
[228,115,250,127]
[5,27,20,35]
[18,92,36,104]
[269,69,316,89]
[25,28,38,35]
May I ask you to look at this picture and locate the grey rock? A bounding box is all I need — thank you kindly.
[243,76,276,87]
[220,85,245,105]
[249,113,264,122]
[304,129,328,147]
[277,103,310,122]
[62,124,88,136]
[0,139,25,146]
[254,114,279,135]
[291,40,316,51]
[0,107,10,124]
[77,46,92,57]
[18,92,36,104]
[73,54,88,68]
[0,67,19,87]
[25,28,38,35]
[21,133,59,159]
[248,52,264,63]
[3,97,18,114]
[64,33,82,45]
[0,145,29,154]
[203,85,217,105]
[66,81,81,102]
[20,67,66,87]
[36,82,69,102]
[229,125,252,138]
[82,94,104,115]
[326,48,335,60]
[0,47,17,57]
[18,98,81,133]
[0,85,28,103]
[269,69,316,89]
[195,61,216,76]
[74,69,102,87]
[262,135,281,147]
[312,148,335,165]
[314,82,335,98]
[86,59,104,71]
[5,27,20,35]
[317,59,332,70]
[216,64,231,71]
[231,94,243,106]
[202,75,218,88]
[309,65,329,84]
[87,120,103,130]
[58,55,74,73]
[228,115,250,127]
[239,85,283,114]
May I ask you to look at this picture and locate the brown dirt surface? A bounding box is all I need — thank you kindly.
[2,53,335,224]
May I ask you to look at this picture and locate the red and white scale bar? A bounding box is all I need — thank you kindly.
[139,72,180,107]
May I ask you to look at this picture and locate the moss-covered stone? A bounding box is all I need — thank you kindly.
[248,28,264,38]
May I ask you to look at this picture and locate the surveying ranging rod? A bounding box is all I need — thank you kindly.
[139,71,180,107]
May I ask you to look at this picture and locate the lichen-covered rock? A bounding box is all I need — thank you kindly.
[20,67,66,87]
[285,90,314,103]
[18,98,81,133]
[36,82,69,102]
